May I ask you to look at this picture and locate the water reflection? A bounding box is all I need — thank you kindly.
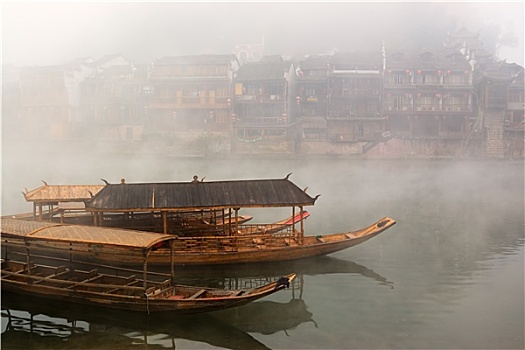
[163,256,395,291]
[1,293,271,350]
[1,256,394,349]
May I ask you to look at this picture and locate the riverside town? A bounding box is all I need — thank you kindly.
[3,27,524,159]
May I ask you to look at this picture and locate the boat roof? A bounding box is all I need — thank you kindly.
[86,176,319,212]
[1,218,173,249]
[24,184,105,203]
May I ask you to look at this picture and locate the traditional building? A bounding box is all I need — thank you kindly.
[147,54,239,138]
[327,51,384,143]
[383,48,475,143]
[474,62,524,158]
[231,56,296,154]
[78,55,146,142]
[293,54,330,142]
[504,65,525,158]
[18,58,97,141]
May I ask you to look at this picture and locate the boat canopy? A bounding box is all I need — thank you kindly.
[1,218,173,250]
[23,184,105,203]
[86,176,319,212]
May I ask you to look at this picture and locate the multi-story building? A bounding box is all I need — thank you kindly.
[383,48,474,140]
[78,55,147,142]
[18,58,97,141]
[327,51,384,143]
[9,26,524,158]
[293,54,330,141]
[147,54,239,138]
[231,56,296,154]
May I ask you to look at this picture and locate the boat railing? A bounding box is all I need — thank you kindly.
[2,249,173,285]
[171,229,300,252]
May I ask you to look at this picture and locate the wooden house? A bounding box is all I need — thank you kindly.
[147,54,239,135]
[383,48,475,140]
[231,56,297,154]
[327,51,384,142]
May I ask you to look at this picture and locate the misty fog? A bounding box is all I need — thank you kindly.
[1,3,523,348]
[2,2,523,67]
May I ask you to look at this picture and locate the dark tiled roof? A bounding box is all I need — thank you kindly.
[300,55,331,69]
[87,177,318,211]
[385,49,470,69]
[154,54,236,65]
[236,61,292,80]
[330,51,383,66]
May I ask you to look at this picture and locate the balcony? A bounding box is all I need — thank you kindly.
[149,96,229,109]
[235,94,286,103]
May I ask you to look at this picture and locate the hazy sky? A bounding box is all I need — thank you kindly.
[2,1,524,67]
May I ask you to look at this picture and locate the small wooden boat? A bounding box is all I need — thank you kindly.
[238,211,310,235]
[0,219,295,314]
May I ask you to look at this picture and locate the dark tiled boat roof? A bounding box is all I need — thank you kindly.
[87,176,318,211]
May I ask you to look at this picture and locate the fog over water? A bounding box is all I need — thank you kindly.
[2,1,524,66]
[1,2,524,349]
[1,154,524,349]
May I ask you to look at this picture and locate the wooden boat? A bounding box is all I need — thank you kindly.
[8,175,396,266]
[1,216,396,266]
[238,210,310,235]
[0,219,295,314]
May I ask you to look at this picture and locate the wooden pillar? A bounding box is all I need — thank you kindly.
[292,206,296,231]
[170,240,175,284]
[162,211,167,234]
[234,208,239,235]
[33,202,36,221]
[38,204,43,222]
[25,243,31,275]
[300,205,304,244]
[228,208,232,235]
[142,254,148,290]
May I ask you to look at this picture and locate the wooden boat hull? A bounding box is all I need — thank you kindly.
[1,260,296,314]
[91,217,396,266]
[1,282,285,313]
[1,217,395,267]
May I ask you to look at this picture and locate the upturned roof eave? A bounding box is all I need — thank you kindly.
[87,201,316,212]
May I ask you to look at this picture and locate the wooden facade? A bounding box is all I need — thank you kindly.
[148,54,239,134]
[9,27,524,158]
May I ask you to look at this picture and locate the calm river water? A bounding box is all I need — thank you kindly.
[1,152,523,349]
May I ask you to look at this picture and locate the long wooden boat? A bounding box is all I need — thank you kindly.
[10,175,396,266]
[1,216,396,266]
[0,219,295,314]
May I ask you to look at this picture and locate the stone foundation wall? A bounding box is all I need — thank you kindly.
[299,140,364,156]
[483,111,505,158]
[364,138,469,159]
